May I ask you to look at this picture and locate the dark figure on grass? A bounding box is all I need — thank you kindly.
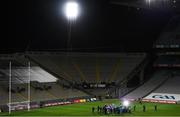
[143,105,146,112]
[103,105,108,114]
[99,107,102,113]
[133,105,136,111]
[139,98,142,104]
[97,106,100,112]
[92,107,95,113]
[154,105,157,111]
[113,107,116,114]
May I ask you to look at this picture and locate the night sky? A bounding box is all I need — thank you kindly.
[7,0,176,53]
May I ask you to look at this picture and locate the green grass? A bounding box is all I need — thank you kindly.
[0,99,180,116]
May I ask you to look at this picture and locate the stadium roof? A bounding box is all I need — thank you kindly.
[110,0,180,12]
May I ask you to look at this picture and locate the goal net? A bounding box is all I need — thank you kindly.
[7,101,30,111]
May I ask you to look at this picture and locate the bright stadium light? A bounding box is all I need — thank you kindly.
[64,1,79,20]
[62,0,80,51]
[123,100,130,107]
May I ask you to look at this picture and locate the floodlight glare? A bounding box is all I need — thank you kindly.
[123,100,129,107]
[64,1,79,20]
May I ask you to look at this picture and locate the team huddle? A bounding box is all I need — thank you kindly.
[92,103,132,115]
[92,101,158,115]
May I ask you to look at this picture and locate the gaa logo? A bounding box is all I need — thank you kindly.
[152,95,175,100]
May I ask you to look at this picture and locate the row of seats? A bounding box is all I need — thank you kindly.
[123,70,171,100]
[0,58,87,105]
[0,53,146,104]
[154,55,180,66]
[154,15,180,48]
[153,71,180,94]
[0,67,58,84]
[28,52,146,84]
[0,82,87,105]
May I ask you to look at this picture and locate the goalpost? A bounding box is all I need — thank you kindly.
[8,61,11,114]
[7,101,30,112]
[8,61,31,114]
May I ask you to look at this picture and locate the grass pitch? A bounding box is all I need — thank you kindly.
[0,99,180,116]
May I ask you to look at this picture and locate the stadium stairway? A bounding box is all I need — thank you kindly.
[152,71,180,94]
[142,73,171,98]
[109,54,149,98]
[122,70,171,100]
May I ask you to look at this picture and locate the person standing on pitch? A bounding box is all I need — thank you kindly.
[97,106,100,112]
[92,107,95,113]
[133,105,136,111]
[143,105,146,112]
[99,106,102,113]
[154,105,157,111]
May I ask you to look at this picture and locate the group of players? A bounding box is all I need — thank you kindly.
[92,103,131,115]
[92,102,158,115]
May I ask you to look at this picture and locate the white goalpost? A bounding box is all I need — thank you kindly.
[8,61,11,115]
[8,61,31,114]
[28,61,31,111]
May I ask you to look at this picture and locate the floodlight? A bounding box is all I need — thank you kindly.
[123,100,130,107]
[64,1,79,20]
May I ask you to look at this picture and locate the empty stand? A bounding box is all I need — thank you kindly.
[153,70,180,94]
[0,57,88,105]
[123,70,170,100]
[28,52,146,84]
[154,55,180,67]
[154,15,180,48]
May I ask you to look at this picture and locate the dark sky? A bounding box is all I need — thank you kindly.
[6,0,176,53]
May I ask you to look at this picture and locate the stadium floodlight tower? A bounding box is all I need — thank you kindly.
[64,0,80,51]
